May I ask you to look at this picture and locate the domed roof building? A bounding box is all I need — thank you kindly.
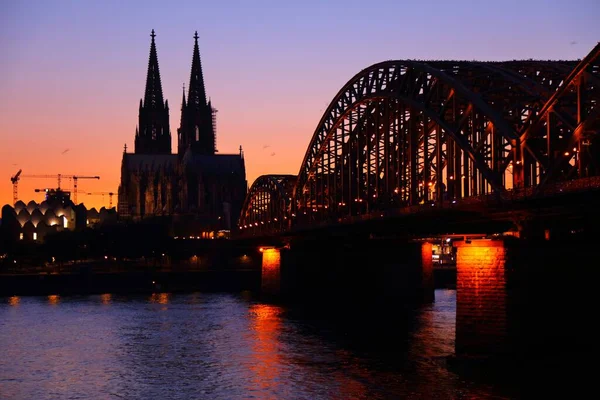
[30,209,44,228]
[17,209,30,228]
[26,200,37,215]
[1,191,90,243]
[39,200,50,215]
[13,201,26,214]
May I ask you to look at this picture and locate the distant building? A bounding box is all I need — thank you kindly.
[118,30,247,236]
[0,189,116,243]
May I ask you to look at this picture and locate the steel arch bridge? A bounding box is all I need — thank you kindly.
[239,44,600,237]
[238,174,296,235]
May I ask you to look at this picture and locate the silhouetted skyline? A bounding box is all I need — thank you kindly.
[1,0,598,209]
[118,31,247,229]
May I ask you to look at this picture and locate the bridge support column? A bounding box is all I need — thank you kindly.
[455,239,510,357]
[454,236,596,361]
[261,247,281,297]
[419,242,435,303]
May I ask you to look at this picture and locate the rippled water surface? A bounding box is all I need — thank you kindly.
[0,290,586,399]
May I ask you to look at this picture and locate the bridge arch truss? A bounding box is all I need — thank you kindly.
[292,45,600,226]
[238,174,296,235]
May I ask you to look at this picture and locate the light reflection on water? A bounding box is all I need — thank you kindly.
[149,292,170,305]
[0,290,583,399]
[8,296,19,306]
[47,294,60,305]
[100,293,111,305]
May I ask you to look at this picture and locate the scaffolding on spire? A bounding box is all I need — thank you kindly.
[212,105,218,152]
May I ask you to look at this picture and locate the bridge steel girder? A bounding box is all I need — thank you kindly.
[238,174,296,237]
[290,46,600,230]
[522,43,600,187]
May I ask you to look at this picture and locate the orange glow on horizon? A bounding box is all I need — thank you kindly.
[0,102,309,211]
[1,131,306,211]
[47,295,60,305]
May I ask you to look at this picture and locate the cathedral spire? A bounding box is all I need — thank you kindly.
[135,29,171,154]
[187,31,207,109]
[143,29,165,109]
[179,84,187,131]
[178,31,215,155]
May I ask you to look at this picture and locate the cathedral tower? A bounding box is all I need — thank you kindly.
[178,31,216,155]
[135,29,171,154]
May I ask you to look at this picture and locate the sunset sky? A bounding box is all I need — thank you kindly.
[1,0,598,210]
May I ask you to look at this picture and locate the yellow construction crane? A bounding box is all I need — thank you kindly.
[10,171,100,204]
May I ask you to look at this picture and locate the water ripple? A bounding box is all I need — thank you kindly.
[0,290,557,399]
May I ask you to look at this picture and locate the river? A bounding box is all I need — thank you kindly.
[0,289,589,399]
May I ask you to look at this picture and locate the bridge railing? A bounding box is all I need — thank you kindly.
[533,176,600,196]
[293,176,600,230]
[439,175,600,206]
[240,176,600,236]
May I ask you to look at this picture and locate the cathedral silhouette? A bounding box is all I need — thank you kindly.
[118,30,247,236]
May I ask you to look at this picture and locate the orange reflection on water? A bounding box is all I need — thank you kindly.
[100,293,112,304]
[149,293,170,305]
[47,295,60,305]
[8,296,20,306]
[248,304,283,394]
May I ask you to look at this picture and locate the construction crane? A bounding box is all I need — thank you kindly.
[10,172,100,204]
[84,191,116,208]
[70,176,101,204]
[10,169,22,205]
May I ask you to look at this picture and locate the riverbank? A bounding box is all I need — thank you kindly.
[0,269,261,296]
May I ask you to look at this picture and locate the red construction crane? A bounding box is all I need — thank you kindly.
[84,191,116,208]
[10,171,100,205]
